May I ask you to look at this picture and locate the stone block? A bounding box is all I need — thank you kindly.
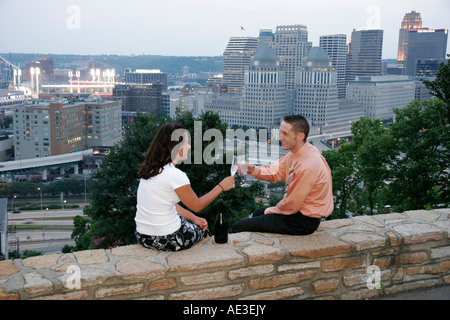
[0,260,19,276]
[393,223,444,244]
[430,246,450,259]
[116,258,166,280]
[95,283,144,299]
[405,210,441,222]
[278,261,320,272]
[168,283,245,300]
[312,278,339,294]
[240,287,304,300]
[180,271,226,286]
[23,272,53,294]
[321,256,366,272]
[317,219,353,230]
[149,278,177,291]
[242,243,286,264]
[74,249,108,265]
[394,252,428,265]
[280,234,351,259]
[167,247,244,272]
[228,265,273,280]
[110,244,159,257]
[339,233,387,251]
[31,291,88,300]
[58,267,113,289]
[249,271,315,290]
[0,288,19,300]
[22,253,62,270]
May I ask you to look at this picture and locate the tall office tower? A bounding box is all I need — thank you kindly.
[294,47,338,129]
[222,37,258,93]
[397,11,422,63]
[241,46,287,130]
[320,34,348,98]
[346,28,383,82]
[258,29,274,48]
[405,28,448,76]
[273,25,312,90]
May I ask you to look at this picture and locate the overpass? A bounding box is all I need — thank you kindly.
[0,149,93,181]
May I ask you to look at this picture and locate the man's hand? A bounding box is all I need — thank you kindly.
[238,162,256,175]
[264,207,276,215]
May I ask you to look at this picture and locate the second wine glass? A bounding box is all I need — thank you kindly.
[237,155,250,187]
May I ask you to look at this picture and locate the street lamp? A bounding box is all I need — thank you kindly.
[11,195,17,212]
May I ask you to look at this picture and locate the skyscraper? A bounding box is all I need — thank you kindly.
[258,29,274,48]
[241,46,287,130]
[405,28,448,76]
[273,25,312,90]
[346,28,383,82]
[222,37,258,93]
[319,34,348,98]
[397,11,423,63]
[294,47,338,129]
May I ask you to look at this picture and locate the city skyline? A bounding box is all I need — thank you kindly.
[0,0,449,58]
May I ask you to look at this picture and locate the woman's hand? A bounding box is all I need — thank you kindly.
[193,216,208,232]
[219,176,235,191]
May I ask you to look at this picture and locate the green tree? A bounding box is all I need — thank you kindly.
[388,98,449,211]
[323,140,362,219]
[353,119,394,215]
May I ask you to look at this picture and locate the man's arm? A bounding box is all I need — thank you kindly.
[242,155,289,183]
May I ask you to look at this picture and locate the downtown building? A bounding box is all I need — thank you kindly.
[397,11,423,63]
[346,76,415,121]
[319,34,348,98]
[404,28,448,76]
[222,37,258,93]
[113,83,163,114]
[346,28,384,82]
[240,46,288,130]
[273,25,312,91]
[123,69,168,91]
[294,47,363,135]
[13,98,122,160]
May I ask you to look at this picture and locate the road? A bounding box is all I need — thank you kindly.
[7,208,82,255]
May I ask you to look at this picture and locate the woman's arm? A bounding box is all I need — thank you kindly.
[175,176,235,213]
[176,204,208,231]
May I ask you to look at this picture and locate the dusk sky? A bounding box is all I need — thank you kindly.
[0,0,449,58]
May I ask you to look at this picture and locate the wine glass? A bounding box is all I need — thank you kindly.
[237,155,250,187]
[230,154,238,176]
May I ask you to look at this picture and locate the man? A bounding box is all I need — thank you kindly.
[232,115,334,235]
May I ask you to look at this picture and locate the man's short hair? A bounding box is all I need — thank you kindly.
[283,115,310,142]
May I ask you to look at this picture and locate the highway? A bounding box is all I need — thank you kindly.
[7,208,83,254]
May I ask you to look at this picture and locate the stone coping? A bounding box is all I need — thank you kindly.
[0,208,449,300]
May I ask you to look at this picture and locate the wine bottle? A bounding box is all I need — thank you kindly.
[214,210,228,244]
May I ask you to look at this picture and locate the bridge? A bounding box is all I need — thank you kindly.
[0,149,93,181]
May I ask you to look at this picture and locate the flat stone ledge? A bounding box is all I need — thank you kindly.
[0,208,448,300]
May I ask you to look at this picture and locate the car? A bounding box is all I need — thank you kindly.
[12,210,21,214]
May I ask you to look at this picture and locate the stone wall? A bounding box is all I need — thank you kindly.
[1,209,449,300]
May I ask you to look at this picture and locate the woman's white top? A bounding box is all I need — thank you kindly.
[135,163,190,236]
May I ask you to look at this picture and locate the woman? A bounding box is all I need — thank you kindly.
[135,123,235,251]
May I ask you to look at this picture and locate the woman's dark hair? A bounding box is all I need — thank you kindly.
[283,115,310,142]
[138,123,186,179]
